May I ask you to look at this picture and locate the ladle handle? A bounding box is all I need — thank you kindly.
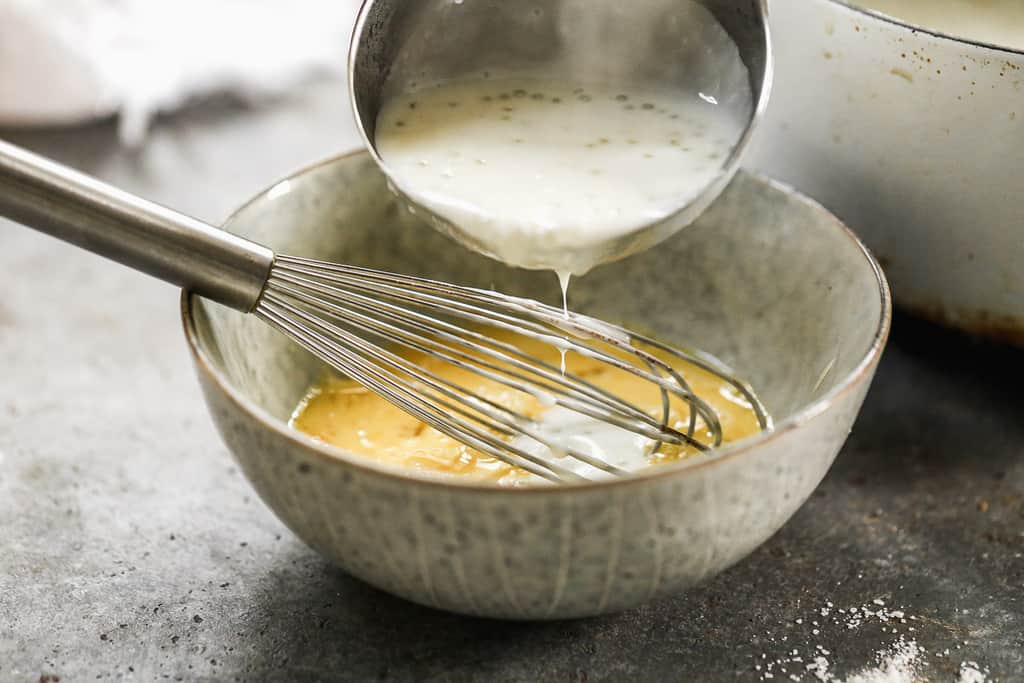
[0,138,274,312]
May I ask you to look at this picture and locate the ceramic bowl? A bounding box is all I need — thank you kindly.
[181,151,890,619]
[749,0,1024,343]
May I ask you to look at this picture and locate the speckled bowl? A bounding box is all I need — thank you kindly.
[181,151,890,620]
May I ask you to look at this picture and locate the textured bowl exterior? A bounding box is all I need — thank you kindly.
[749,0,1024,343]
[182,152,889,619]
[195,370,872,619]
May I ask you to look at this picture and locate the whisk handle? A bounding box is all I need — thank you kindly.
[0,139,274,312]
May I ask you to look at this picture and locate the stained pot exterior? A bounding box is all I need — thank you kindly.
[750,0,1024,342]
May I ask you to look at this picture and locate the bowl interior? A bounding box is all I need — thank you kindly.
[190,152,885,469]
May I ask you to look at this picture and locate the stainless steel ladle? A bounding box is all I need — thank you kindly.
[348,0,771,271]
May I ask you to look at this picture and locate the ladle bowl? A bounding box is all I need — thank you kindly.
[348,0,772,272]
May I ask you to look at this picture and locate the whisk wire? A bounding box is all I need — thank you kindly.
[262,291,629,478]
[258,255,771,482]
[272,257,721,442]
[259,300,587,481]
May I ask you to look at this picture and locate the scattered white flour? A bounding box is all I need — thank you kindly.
[753,596,994,683]
[958,661,991,683]
[844,638,922,683]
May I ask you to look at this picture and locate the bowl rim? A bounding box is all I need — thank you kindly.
[180,149,892,494]
[825,0,1024,56]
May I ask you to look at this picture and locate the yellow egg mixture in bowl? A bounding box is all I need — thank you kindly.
[183,151,889,618]
[290,329,765,485]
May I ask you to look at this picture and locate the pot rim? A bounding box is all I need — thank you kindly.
[180,150,892,495]
[827,0,1024,56]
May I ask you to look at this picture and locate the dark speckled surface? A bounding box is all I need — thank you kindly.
[1,83,1021,681]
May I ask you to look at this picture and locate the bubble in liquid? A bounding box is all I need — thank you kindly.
[502,106,515,112]
[482,95,493,102]
[615,94,628,101]
[625,104,636,111]
[531,92,545,100]
[578,94,591,102]
[642,103,655,110]
[408,102,417,109]
[551,97,562,103]
[396,120,406,127]
[448,102,459,108]
[499,93,510,100]
[513,89,527,98]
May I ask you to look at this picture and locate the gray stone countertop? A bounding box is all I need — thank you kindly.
[1,83,1021,682]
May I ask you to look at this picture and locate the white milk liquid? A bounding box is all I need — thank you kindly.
[856,0,1024,49]
[375,77,743,278]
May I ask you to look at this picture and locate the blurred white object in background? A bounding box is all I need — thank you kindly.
[0,0,359,144]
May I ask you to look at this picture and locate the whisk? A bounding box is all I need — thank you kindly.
[0,140,768,483]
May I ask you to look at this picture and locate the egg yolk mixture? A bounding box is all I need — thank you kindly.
[289,330,765,485]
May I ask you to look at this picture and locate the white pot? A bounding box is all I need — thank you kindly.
[749,0,1024,343]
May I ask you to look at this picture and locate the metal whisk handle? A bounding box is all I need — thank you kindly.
[0,139,274,312]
